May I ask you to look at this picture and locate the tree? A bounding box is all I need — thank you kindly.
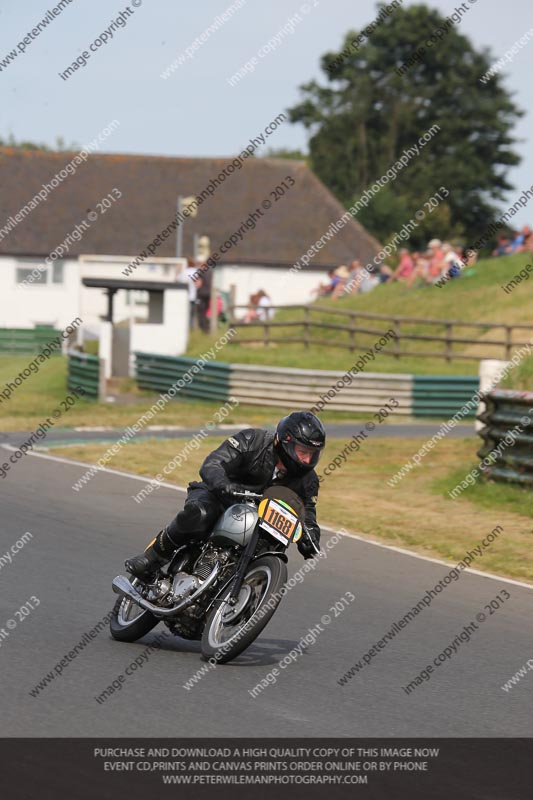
[263,147,307,162]
[0,133,75,151]
[288,2,523,248]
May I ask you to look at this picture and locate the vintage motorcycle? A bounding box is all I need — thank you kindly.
[110,487,319,663]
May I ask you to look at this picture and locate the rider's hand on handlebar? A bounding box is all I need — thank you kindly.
[215,482,252,499]
[298,527,320,559]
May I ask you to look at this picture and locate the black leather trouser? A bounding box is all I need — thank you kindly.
[161,482,224,553]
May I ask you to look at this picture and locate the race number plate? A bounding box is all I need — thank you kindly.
[258,498,301,545]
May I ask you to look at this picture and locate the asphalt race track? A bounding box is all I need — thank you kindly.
[1,447,531,737]
[0,421,475,451]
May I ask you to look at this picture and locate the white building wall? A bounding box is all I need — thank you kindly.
[129,289,189,374]
[79,256,187,337]
[0,254,327,332]
[216,264,330,308]
[0,256,80,329]
[0,254,188,335]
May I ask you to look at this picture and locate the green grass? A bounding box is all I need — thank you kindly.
[0,355,80,422]
[500,355,533,391]
[187,328,467,375]
[189,253,533,376]
[433,462,533,518]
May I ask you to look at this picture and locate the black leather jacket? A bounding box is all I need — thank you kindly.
[199,428,320,541]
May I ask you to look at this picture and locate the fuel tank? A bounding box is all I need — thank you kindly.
[209,503,258,547]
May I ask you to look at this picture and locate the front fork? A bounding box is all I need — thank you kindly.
[227,522,261,604]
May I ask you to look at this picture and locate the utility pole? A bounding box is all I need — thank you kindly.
[176,196,183,258]
[176,195,198,257]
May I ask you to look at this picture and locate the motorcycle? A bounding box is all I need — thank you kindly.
[110,487,319,663]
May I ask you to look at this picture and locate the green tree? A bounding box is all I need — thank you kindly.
[263,147,307,162]
[288,2,523,247]
[0,133,75,150]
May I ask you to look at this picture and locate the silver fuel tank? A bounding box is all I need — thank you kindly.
[209,503,258,547]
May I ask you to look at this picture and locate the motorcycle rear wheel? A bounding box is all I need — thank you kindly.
[200,555,287,664]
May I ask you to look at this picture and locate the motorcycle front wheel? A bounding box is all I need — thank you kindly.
[110,578,159,642]
[201,555,287,664]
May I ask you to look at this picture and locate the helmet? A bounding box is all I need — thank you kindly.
[274,411,326,475]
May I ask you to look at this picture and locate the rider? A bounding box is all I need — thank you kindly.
[126,411,326,578]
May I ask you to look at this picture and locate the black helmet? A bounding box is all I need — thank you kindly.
[274,411,326,475]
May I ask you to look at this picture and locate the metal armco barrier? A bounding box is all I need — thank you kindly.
[0,326,61,355]
[412,376,480,417]
[135,352,480,417]
[476,389,533,486]
[135,353,231,401]
[68,351,105,400]
[230,363,412,412]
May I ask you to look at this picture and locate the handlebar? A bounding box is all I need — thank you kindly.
[229,490,320,553]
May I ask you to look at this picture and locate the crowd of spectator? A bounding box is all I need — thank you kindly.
[492,225,533,256]
[313,225,533,300]
[311,238,481,299]
[183,225,532,330]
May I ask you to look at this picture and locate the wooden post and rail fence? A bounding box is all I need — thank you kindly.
[227,304,533,363]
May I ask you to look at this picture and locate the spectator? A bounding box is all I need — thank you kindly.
[492,235,512,256]
[359,267,381,293]
[523,226,533,252]
[256,289,274,321]
[376,262,393,283]
[180,257,199,329]
[243,290,273,323]
[440,242,462,280]
[509,225,532,253]
[391,248,415,284]
[196,264,212,333]
[311,269,340,298]
[342,260,363,296]
[243,291,261,324]
[206,290,224,323]
[331,265,350,299]
[411,250,432,285]
[427,239,445,281]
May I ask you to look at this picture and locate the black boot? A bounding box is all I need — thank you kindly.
[125,529,176,580]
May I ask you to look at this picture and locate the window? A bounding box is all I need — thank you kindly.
[16,267,47,284]
[15,260,65,286]
[52,263,64,283]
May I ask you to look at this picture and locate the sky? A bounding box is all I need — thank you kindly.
[2,0,533,226]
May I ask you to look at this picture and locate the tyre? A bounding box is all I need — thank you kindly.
[110,579,159,642]
[201,555,287,664]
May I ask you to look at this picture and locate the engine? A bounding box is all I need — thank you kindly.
[166,545,235,640]
[193,545,223,581]
[148,545,232,608]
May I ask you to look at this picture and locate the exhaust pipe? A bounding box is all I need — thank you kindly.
[112,563,221,618]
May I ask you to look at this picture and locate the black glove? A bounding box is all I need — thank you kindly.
[214,482,250,499]
[298,528,320,559]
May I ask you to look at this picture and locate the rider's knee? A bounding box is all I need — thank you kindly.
[176,501,210,534]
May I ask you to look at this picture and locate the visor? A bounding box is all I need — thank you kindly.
[284,439,323,470]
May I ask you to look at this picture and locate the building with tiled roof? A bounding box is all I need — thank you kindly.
[0,147,381,351]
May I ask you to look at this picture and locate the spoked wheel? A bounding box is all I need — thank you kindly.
[201,555,287,664]
[110,578,159,642]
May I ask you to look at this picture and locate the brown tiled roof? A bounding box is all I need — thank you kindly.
[0,147,381,267]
